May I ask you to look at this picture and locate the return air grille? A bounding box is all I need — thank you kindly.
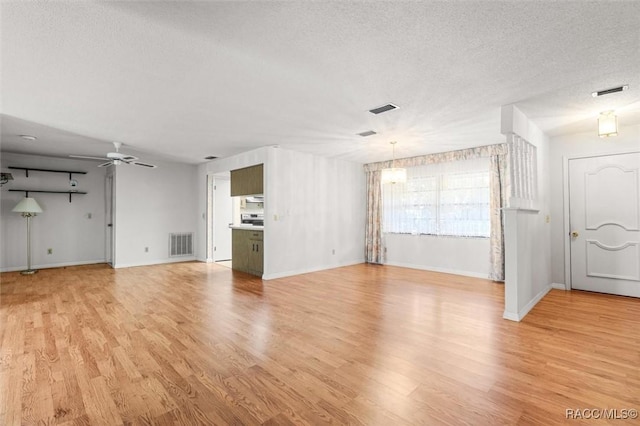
[369,103,399,114]
[169,233,193,257]
[591,85,628,97]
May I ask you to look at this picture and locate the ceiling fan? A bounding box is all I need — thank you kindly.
[70,142,157,168]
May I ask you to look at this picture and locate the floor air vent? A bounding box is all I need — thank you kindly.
[169,233,193,257]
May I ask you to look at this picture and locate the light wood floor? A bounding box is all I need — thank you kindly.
[1,263,639,425]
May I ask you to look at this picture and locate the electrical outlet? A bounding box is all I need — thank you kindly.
[47,248,53,255]
[332,249,335,255]
[545,215,550,223]
[145,247,149,253]
[87,212,92,219]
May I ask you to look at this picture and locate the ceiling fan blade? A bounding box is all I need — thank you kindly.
[70,155,110,161]
[121,155,138,161]
[131,161,157,168]
[98,162,113,167]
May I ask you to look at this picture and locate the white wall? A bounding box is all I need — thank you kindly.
[501,105,552,321]
[0,153,106,271]
[384,235,490,278]
[198,147,366,279]
[114,158,198,268]
[265,148,365,278]
[549,123,640,287]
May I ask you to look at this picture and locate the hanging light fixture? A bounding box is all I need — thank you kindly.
[598,111,618,137]
[381,141,407,184]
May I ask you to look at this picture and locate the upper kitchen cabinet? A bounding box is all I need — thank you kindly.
[230,164,263,196]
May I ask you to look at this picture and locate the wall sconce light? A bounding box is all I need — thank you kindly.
[0,172,14,186]
[598,111,618,137]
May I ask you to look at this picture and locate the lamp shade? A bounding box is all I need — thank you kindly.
[381,167,407,184]
[598,111,618,137]
[13,197,43,213]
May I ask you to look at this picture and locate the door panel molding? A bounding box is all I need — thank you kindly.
[584,165,639,231]
[585,240,640,281]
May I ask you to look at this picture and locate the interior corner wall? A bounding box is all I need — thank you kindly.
[0,153,107,271]
[113,159,198,268]
[549,123,640,287]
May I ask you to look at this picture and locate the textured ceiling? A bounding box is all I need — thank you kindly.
[1,1,639,165]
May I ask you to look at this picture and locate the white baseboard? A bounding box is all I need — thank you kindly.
[261,259,364,280]
[113,256,197,269]
[503,284,552,322]
[384,261,489,279]
[502,311,520,322]
[551,282,567,290]
[0,259,107,273]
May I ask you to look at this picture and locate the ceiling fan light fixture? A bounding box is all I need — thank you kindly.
[381,141,407,184]
[598,111,618,137]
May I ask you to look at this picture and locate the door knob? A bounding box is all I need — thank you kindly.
[571,231,579,238]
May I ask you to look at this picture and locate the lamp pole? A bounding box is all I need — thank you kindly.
[22,212,37,275]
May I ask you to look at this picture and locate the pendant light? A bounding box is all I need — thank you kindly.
[381,141,407,184]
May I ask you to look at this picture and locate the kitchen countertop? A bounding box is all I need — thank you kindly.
[229,225,264,231]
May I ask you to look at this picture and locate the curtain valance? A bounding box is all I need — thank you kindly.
[363,143,508,172]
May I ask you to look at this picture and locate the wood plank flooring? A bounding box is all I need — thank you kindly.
[1,262,639,425]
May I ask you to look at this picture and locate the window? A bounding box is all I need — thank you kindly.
[382,157,490,237]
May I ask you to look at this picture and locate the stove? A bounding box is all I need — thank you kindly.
[241,213,264,226]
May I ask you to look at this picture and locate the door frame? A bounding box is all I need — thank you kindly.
[206,174,214,262]
[105,173,115,266]
[206,172,233,262]
[562,149,640,290]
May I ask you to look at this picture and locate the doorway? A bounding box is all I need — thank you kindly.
[568,152,640,297]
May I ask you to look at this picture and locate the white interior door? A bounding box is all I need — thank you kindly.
[213,177,232,261]
[569,152,640,297]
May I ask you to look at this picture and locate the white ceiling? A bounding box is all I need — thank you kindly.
[1,1,639,165]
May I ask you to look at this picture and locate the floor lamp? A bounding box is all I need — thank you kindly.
[13,197,43,275]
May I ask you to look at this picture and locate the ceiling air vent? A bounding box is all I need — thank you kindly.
[369,103,399,114]
[592,85,628,97]
[357,130,377,137]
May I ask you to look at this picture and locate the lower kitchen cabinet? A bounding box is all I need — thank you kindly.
[232,229,263,276]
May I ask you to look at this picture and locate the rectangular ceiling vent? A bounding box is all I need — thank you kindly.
[369,103,399,114]
[357,130,377,137]
[169,232,193,257]
[592,85,628,97]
